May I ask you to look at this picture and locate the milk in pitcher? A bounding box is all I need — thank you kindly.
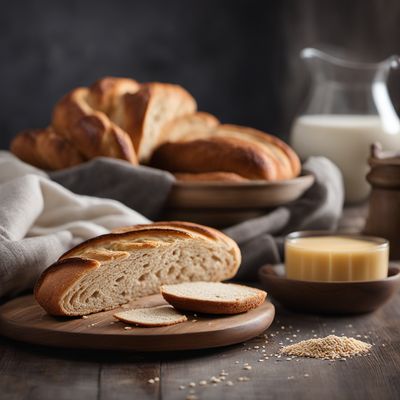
[291,114,400,203]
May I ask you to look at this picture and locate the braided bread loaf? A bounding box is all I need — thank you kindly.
[34,221,241,316]
[11,77,196,169]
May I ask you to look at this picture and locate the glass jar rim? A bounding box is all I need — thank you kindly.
[286,230,389,249]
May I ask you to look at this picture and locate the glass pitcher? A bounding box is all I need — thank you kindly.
[290,48,400,203]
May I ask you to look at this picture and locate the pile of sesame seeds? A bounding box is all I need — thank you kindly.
[280,335,372,360]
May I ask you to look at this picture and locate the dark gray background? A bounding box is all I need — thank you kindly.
[1,0,400,149]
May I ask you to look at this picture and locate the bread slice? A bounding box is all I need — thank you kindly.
[34,222,241,316]
[116,83,197,163]
[114,305,187,327]
[156,112,219,146]
[161,282,267,314]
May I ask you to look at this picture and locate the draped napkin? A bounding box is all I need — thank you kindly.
[0,151,343,299]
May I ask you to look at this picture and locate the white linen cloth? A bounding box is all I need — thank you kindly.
[0,152,149,298]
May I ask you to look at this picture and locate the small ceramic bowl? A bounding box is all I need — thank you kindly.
[258,263,400,314]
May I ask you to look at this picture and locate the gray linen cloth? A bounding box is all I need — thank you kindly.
[0,152,343,299]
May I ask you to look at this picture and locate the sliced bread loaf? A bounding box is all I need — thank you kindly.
[35,222,241,316]
[161,282,267,314]
[114,305,187,327]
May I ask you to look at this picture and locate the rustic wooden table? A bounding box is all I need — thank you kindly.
[1,207,399,400]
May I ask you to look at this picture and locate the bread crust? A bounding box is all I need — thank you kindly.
[174,172,248,182]
[52,87,137,163]
[161,283,267,314]
[10,128,85,170]
[150,136,278,180]
[34,258,100,316]
[218,125,301,178]
[157,112,219,146]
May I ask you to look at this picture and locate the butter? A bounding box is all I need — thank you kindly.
[285,235,389,282]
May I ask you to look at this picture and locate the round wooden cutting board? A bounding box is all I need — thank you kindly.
[0,294,275,352]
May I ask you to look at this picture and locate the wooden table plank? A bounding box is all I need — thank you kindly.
[0,344,100,400]
[99,357,161,400]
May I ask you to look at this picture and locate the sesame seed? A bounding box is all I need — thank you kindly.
[280,335,371,360]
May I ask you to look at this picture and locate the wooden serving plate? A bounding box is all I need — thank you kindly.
[0,294,275,352]
[259,264,400,314]
[167,173,314,209]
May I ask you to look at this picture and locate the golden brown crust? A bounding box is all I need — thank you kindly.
[161,284,267,315]
[174,172,248,182]
[157,111,219,146]
[218,125,301,178]
[117,85,150,154]
[111,221,241,267]
[150,136,277,180]
[52,87,137,163]
[88,76,140,115]
[60,228,193,260]
[111,222,219,243]
[34,258,100,316]
[10,128,86,170]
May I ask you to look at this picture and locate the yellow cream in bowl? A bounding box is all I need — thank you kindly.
[285,235,389,282]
